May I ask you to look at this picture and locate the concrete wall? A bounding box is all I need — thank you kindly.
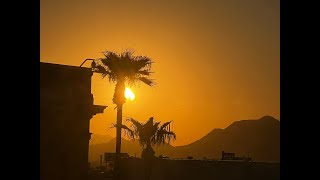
[40,62,94,180]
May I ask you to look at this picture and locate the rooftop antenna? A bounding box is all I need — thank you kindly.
[80,58,95,67]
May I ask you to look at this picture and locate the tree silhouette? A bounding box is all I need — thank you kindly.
[112,117,176,158]
[123,117,176,158]
[92,50,154,178]
[122,117,176,180]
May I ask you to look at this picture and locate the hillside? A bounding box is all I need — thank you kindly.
[89,134,113,145]
[89,115,280,165]
[166,115,280,162]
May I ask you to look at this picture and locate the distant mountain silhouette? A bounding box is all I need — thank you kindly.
[89,134,113,145]
[167,115,280,162]
[89,116,280,165]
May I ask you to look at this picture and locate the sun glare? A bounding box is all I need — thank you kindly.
[125,87,135,101]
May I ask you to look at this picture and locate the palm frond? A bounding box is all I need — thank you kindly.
[162,131,176,140]
[92,59,117,83]
[127,117,143,128]
[153,122,160,131]
[125,117,176,148]
[155,130,176,146]
[134,56,153,67]
[137,70,152,76]
[145,117,154,129]
[159,121,172,131]
[120,49,135,59]
[139,77,154,86]
[95,49,155,86]
[126,117,143,135]
[106,72,116,82]
[93,65,107,74]
[110,123,135,139]
[120,124,135,139]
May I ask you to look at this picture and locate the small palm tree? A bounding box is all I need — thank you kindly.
[91,50,154,156]
[120,117,175,180]
[123,117,176,159]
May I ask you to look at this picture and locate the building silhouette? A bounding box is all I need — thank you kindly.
[40,62,107,180]
[221,151,235,160]
[221,151,252,162]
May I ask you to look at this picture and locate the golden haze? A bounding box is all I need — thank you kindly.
[40,0,280,146]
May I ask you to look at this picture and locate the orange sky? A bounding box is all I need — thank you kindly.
[40,0,280,146]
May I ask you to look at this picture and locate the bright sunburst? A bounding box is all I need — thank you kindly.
[125,87,135,101]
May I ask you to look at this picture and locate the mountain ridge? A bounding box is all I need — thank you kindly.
[89,115,280,165]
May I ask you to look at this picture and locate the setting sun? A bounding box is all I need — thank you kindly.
[125,87,135,101]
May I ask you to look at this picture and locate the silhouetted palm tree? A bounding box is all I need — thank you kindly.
[122,117,175,180]
[91,50,154,178]
[124,117,176,159]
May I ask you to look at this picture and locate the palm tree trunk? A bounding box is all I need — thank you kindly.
[114,105,122,180]
[113,80,125,180]
[143,142,155,180]
[113,80,125,155]
[116,105,123,154]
